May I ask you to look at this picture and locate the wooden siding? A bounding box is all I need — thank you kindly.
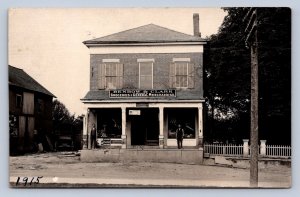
[23,92,34,115]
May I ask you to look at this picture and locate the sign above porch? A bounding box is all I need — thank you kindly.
[109,89,176,98]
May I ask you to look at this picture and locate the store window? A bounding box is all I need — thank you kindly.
[167,109,196,139]
[97,109,122,138]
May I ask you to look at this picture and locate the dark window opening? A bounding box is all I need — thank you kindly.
[97,109,122,138]
[37,99,44,113]
[167,108,196,139]
[16,94,22,108]
[9,114,18,136]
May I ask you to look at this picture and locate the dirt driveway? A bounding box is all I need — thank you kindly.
[9,152,291,188]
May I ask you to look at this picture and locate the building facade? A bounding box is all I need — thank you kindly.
[9,65,55,154]
[82,14,206,150]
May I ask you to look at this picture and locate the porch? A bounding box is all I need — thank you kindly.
[82,101,204,149]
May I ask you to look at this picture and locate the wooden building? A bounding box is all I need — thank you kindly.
[9,65,55,154]
[81,14,206,152]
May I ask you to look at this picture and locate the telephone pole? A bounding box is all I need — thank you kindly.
[244,8,259,187]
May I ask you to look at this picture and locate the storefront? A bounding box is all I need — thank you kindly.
[82,99,204,149]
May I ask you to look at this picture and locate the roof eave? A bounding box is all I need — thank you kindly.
[9,83,56,98]
[83,40,207,47]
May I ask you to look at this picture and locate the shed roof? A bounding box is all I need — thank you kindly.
[83,24,206,45]
[9,65,55,97]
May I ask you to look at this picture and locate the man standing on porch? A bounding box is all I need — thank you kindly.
[91,124,97,149]
[176,124,184,149]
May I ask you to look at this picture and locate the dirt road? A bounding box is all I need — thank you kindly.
[9,152,291,188]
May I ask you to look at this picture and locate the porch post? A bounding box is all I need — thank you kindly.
[121,107,127,149]
[82,109,88,149]
[159,106,164,149]
[87,109,97,150]
[198,105,203,147]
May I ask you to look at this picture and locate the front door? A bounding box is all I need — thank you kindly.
[130,108,159,146]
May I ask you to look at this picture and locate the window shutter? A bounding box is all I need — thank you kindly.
[98,64,106,89]
[169,63,175,88]
[188,63,195,89]
[116,63,123,89]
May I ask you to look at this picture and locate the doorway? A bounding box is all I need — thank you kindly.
[130,108,159,146]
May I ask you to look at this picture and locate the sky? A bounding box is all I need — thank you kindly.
[9,8,227,115]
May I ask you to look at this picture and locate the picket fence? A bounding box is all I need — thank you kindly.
[204,143,291,158]
[266,145,291,157]
[204,144,244,156]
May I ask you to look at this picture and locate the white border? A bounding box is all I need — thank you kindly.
[2,2,299,197]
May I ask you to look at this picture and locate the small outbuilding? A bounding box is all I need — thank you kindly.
[9,65,55,154]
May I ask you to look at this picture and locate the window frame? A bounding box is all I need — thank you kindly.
[16,94,22,108]
[174,62,189,88]
[101,59,122,90]
[138,59,154,89]
[104,63,118,89]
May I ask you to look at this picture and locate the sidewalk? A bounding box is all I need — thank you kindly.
[9,152,291,188]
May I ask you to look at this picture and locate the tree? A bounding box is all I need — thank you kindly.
[204,8,291,144]
[52,99,75,132]
[52,99,84,150]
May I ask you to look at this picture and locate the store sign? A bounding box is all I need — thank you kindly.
[129,110,141,116]
[109,89,176,98]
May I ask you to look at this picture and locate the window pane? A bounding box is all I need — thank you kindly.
[140,76,152,89]
[106,64,117,76]
[175,76,187,87]
[106,77,117,89]
[140,62,152,75]
[139,62,153,89]
[175,62,188,87]
[181,76,187,87]
[175,63,187,75]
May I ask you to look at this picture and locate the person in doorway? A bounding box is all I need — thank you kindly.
[176,124,184,149]
[91,124,97,149]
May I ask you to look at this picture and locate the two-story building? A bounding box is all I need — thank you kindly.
[81,14,206,153]
[9,65,55,154]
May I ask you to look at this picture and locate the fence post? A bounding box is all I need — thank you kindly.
[243,139,249,157]
[260,140,266,156]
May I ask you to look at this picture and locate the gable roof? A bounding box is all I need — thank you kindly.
[9,65,55,97]
[83,24,206,45]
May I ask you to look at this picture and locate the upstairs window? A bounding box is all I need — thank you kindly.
[37,99,44,113]
[16,94,22,108]
[98,59,123,90]
[138,59,154,89]
[175,62,188,88]
[170,58,194,89]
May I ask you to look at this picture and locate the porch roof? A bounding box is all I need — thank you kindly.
[81,90,204,101]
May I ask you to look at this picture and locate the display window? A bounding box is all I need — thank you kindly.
[167,108,196,139]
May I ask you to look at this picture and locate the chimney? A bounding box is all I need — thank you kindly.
[193,13,201,37]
